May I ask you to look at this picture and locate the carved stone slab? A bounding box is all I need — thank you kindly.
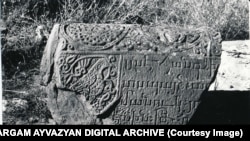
[40,23,222,125]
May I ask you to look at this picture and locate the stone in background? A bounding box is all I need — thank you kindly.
[209,40,250,91]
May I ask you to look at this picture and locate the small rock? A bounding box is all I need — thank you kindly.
[28,117,34,123]
[102,118,114,125]
[2,99,7,112]
[11,98,28,110]
[16,120,27,125]
[29,116,39,123]
[230,85,234,89]
[35,25,47,45]
[0,19,7,30]
[48,119,56,125]
[40,118,46,123]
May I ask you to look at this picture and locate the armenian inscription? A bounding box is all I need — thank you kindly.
[40,23,222,125]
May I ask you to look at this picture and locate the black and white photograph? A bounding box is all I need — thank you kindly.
[0,0,249,126]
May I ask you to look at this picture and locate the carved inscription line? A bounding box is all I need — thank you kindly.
[123,55,215,71]
[113,103,198,125]
[121,80,210,90]
[171,58,209,70]
[125,97,175,107]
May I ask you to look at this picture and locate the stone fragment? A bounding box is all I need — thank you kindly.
[48,118,57,125]
[10,98,28,110]
[40,24,222,125]
[2,99,7,112]
[209,40,250,91]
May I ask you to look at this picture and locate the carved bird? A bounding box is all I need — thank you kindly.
[68,58,108,101]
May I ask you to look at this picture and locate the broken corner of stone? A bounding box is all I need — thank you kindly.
[39,23,222,125]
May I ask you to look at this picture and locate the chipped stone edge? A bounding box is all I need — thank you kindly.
[40,24,60,86]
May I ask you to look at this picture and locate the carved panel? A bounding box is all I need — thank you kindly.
[112,54,216,125]
[55,53,121,115]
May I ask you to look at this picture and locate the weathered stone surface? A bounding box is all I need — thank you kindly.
[40,23,222,125]
[209,40,250,91]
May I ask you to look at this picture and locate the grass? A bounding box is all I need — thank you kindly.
[2,72,52,125]
[1,0,249,124]
[1,0,249,76]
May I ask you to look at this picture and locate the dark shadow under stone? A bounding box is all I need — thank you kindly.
[189,91,250,125]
